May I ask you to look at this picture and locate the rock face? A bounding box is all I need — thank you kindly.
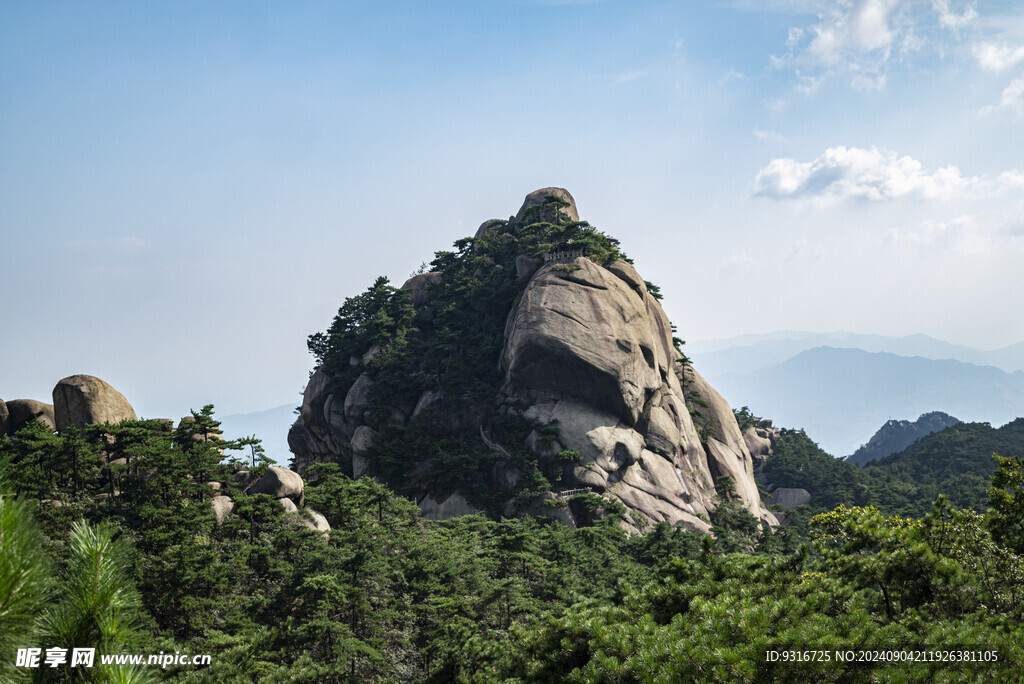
[288,189,774,533]
[0,398,8,435]
[5,399,56,434]
[53,375,137,432]
[499,255,774,532]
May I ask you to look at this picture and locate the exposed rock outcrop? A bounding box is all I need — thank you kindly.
[0,398,8,435]
[249,466,304,507]
[401,272,442,308]
[513,187,579,226]
[5,399,56,434]
[211,466,330,539]
[53,375,138,432]
[768,488,811,509]
[419,491,480,520]
[211,495,235,525]
[288,189,775,534]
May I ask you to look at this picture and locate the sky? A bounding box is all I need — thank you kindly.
[2,0,1023,421]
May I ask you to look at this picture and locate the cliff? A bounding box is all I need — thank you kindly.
[289,189,775,534]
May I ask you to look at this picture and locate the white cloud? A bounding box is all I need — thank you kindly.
[753,146,1023,203]
[773,0,978,90]
[931,0,977,29]
[980,76,1024,116]
[973,42,1024,71]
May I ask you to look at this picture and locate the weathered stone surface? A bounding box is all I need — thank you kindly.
[299,508,331,538]
[350,425,378,457]
[352,453,370,479]
[208,481,222,491]
[249,467,304,504]
[682,366,762,515]
[344,374,373,422]
[474,219,506,240]
[287,188,775,536]
[770,488,811,509]
[513,187,579,226]
[52,375,137,432]
[515,254,539,280]
[5,399,56,434]
[211,495,235,525]
[501,258,664,426]
[743,426,773,460]
[279,496,299,513]
[0,398,7,435]
[419,491,481,520]
[401,272,442,308]
[525,429,563,460]
[605,260,647,300]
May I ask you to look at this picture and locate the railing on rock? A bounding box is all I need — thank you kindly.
[543,249,583,264]
[479,425,512,459]
[555,487,593,499]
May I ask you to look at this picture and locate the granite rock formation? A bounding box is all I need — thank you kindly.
[4,399,56,434]
[53,374,138,432]
[289,188,775,534]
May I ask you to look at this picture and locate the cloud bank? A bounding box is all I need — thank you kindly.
[753,146,1020,203]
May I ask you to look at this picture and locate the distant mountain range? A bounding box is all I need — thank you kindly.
[703,345,1024,457]
[689,331,1024,377]
[219,403,297,467]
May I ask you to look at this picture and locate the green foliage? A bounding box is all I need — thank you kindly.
[7,416,1024,682]
[761,421,1024,522]
[988,453,1024,554]
[733,405,756,434]
[0,464,52,683]
[643,280,662,300]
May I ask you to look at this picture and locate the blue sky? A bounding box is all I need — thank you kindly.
[2,0,1022,420]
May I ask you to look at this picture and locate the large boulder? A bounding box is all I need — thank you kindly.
[52,375,137,432]
[249,467,304,505]
[299,508,331,539]
[0,398,8,435]
[513,187,579,226]
[211,495,235,525]
[401,272,442,308]
[769,488,812,509]
[5,399,56,434]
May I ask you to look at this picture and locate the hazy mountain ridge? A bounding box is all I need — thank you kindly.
[689,331,1024,376]
[845,411,961,467]
[709,346,1024,456]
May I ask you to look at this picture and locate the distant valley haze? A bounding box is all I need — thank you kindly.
[689,331,1024,456]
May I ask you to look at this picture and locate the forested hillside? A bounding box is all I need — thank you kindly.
[3,408,1024,682]
[760,419,1024,526]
